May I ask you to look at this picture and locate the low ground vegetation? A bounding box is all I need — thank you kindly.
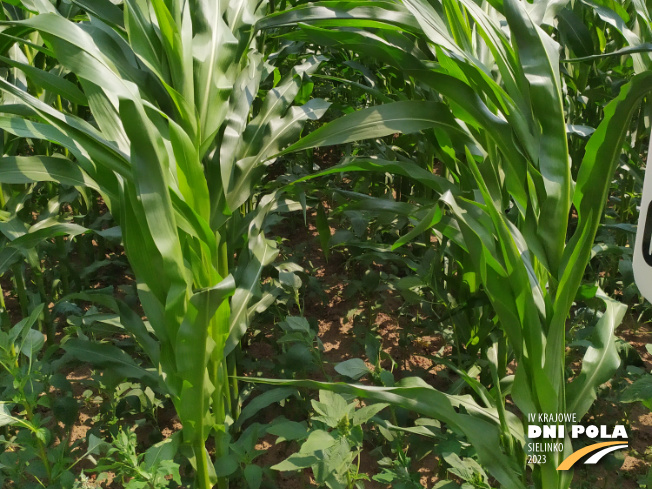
[0,1,650,489]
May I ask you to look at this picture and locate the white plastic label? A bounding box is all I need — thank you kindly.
[633,136,652,301]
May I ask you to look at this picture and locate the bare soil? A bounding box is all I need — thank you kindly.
[26,208,652,488]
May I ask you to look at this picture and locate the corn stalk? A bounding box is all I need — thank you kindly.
[0,1,327,487]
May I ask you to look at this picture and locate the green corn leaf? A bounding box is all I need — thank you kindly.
[192,0,238,148]
[72,0,125,28]
[258,1,420,32]
[12,303,44,347]
[225,229,279,356]
[392,204,442,251]
[124,0,166,78]
[565,42,652,61]
[566,290,626,419]
[315,201,330,261]
[290,157,456,195]
[226,98,330,210]
[0,248,19,276]
[8,221,88,250]
[119,98,186,281]
[0,54,88,105]
[175,275,235,442]
[62,338,158,385]
[1,14,139,99]
[582,0,650,71]
[169,121,211,221]
[0,115,121,203]
[554,72,652,385]
[505,0,570,273]
[0,155,99,191]
[235,387,298,430]
[117,301,160,367]
[280,101,466,154]
[557,8,594,58]
[0,77,131,178]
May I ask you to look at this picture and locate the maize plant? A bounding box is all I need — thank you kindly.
[253,0,652,488]
[0,0,328,487]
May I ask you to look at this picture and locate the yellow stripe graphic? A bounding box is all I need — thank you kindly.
[557,441,627,470]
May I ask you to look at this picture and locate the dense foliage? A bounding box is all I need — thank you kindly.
[0,0,649,488]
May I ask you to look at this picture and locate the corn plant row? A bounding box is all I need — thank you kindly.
[253,1,652,488]
[0,0,328,487]
[0,0,649,488]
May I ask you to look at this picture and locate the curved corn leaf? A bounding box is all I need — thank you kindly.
[257,1,420,32]
[62,338,159,385]
[566,290,626,419]
[281,101,467,155]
